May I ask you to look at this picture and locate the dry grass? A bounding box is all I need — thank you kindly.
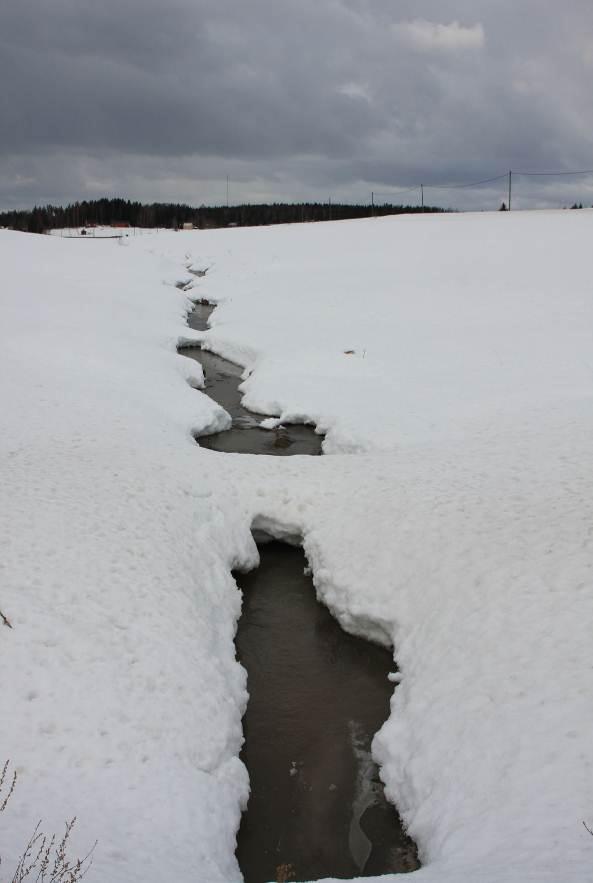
[0,761,96,883]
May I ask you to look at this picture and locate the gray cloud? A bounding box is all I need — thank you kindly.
[1,0,593,210]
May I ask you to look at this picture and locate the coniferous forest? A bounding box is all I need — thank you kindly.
[0,198,446,234]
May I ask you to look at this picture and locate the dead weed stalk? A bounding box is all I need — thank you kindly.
[0,761,96,882]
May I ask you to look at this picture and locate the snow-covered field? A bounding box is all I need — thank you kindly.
[1,211,593,882]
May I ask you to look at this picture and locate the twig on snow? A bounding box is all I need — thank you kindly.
[0,608,12,629]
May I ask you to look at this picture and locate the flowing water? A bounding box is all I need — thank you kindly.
[184,303,322,456]
[234,543,419,882]
[181,304,419,881]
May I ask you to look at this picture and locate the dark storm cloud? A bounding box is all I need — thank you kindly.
[1,0,593,209]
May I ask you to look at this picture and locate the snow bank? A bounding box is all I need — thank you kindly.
[0,231,251,881]
[162,212,593,456]
[2,211,593,882]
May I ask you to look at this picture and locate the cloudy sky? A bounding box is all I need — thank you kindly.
[2,0,593,211]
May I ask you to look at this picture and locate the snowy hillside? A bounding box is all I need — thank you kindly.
[1,210,593,882]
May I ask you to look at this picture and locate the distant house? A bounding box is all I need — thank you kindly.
[182,222,195,230]
[112,222,130,228]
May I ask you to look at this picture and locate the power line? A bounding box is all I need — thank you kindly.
[368,165,593,214]
[424,173,508,190]
[514,169,593,177]
[372,186,421,199]
[374,167,593,198]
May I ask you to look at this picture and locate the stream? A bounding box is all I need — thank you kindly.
[182,302,419,881]
[235,542,419,882]
[184,303,322,456]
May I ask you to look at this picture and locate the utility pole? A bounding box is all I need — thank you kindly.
[328,196,332,221]
[421,184,424,211]
[371,191,375,218]
[226,175,229,208]
[508,170,512,211]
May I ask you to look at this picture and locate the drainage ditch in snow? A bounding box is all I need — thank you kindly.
[181,301,418,879]
[234,540,419,882]
[183,303,323,455]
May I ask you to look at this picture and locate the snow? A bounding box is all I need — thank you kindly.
[0,231,247,881]
[2,210,593,882]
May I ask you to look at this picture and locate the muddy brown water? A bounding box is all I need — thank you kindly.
[183,303,322,456]
[235,543,419,882]
[182,303,418,881]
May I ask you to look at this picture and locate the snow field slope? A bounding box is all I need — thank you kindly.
[0,231,250,882]
[1,209,593,883]
[139,210,593,881]
[174,210,593,455]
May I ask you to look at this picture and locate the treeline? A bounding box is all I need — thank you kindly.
[0,197,446,233]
